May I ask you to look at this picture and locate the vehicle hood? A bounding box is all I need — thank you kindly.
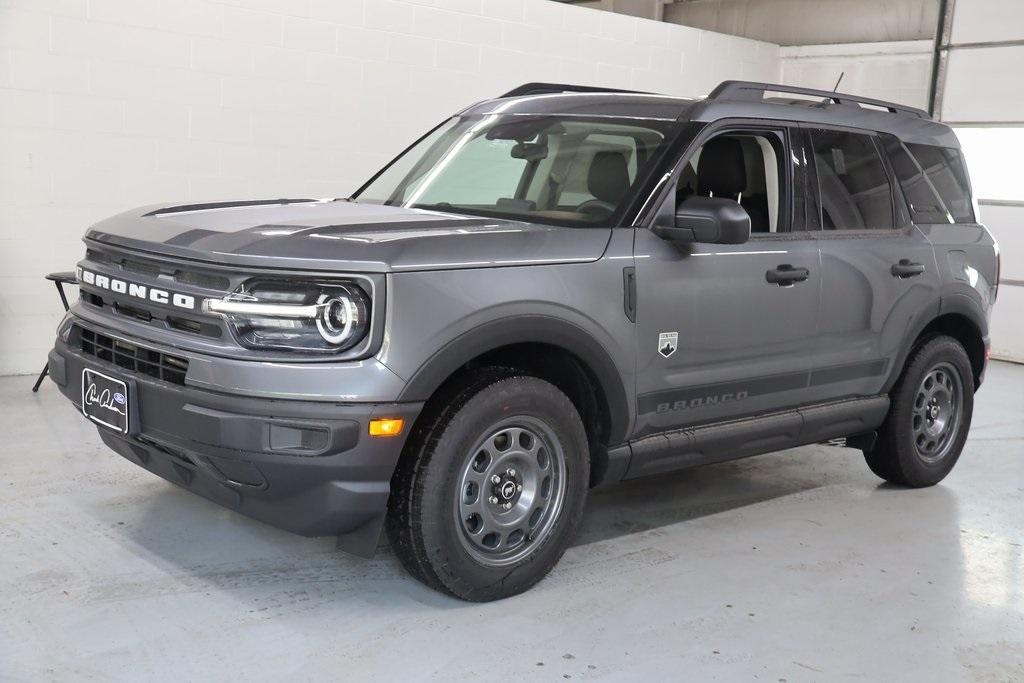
[84,199,612,272]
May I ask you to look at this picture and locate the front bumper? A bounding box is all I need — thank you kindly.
[49,334,422,556]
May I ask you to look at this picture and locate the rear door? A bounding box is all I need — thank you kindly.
[802,126,941,404]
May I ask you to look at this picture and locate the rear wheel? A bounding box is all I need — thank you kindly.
[864,335,974,487]
[387,373,589,601]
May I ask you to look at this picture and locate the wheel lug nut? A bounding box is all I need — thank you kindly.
[508,468,516,477]
[488,496,498,505]
[491,474,501,484]
[517,484,522,492]
[503,503,512,510]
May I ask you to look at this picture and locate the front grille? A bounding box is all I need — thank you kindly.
[122,259,161,278]
[86,248,231,290]
[174,269,230,290]
[78,326,189,386]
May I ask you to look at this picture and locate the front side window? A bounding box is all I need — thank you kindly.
[353,115,675,227]
[675,130,785,233]
[810,129,895,230]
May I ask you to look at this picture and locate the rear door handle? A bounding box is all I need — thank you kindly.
[766,264,810,286]
[891,259,925,278]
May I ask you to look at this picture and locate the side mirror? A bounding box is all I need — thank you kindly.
[654,196,751,245]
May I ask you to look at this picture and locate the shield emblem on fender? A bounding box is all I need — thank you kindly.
[658,332,677,358]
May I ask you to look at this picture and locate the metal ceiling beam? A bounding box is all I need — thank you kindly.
[661,0,939,46]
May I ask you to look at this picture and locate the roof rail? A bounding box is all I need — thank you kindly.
[500,82,647,98]
[707,80,930,119]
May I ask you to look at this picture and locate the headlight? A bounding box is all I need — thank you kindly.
[205,280,370,353]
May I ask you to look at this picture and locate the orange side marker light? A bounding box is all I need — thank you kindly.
[369,418,405,437]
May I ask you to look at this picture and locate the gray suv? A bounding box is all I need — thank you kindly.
[49,81,999,601]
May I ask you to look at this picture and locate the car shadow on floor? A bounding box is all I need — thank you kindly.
[98,443,877,601]
[576,443,876,545]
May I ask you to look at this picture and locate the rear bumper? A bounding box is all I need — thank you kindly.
[49,336,422,556]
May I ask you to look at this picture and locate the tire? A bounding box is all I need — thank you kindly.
[386,372,590,601]
[864,335,974,487]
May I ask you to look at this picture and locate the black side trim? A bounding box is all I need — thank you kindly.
[809,359,887,386]
[637,370,808,415]
[621,395,890,481]
[637,358,889,415]
[592,443,631,490]
[143,198,317,216]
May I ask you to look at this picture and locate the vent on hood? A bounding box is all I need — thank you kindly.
[143,198,318,217]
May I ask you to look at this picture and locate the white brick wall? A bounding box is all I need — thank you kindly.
[779,41,933,111]
[0,0,780,375]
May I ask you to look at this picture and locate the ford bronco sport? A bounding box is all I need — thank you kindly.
[49,81,998,601]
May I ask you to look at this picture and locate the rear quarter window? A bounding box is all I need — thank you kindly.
[881,135,951,224]
[905,143,976,224]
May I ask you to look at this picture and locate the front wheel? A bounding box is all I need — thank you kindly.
[864,335,974,487]
[387,373,590,601]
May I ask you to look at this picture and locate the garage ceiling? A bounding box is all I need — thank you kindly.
[563,0,942,46]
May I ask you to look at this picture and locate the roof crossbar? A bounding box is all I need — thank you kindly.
[500,82,647,98]
[707,80,930,119]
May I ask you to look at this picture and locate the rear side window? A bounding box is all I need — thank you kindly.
[905,143,975,223]
[881,135,951,224]
[810,129,895,230]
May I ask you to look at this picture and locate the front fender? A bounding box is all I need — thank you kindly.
[397,314,631,446]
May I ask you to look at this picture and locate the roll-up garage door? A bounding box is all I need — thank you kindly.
[935,0,1024,361]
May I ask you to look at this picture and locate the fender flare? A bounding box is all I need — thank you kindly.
[397,314,631,445]
[939,292,989,339]
[882,293,988,392]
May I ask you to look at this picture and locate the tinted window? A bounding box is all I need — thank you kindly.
[794,129,821,231]
[810,129,895,230]
[882,135,950,224]
[906,143,975,223]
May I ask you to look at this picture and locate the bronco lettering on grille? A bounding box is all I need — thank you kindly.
[77,267,197,311]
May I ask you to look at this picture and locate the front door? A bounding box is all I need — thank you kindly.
[632,124,823,439]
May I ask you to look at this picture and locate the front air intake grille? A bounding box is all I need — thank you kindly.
[85,247,232,291]
[173,269,230,291]
[78,327,189,386]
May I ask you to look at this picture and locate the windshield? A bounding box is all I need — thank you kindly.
[352,114,675,227]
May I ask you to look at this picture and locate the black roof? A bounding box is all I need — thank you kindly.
[463,81,958,148]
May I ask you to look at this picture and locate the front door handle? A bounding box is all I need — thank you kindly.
[891,259,925,278]
[766,264,810,286]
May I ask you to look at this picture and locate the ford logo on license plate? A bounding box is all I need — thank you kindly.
[81,368,130,434]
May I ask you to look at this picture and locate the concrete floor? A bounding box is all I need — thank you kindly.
[1,363,1022,681]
